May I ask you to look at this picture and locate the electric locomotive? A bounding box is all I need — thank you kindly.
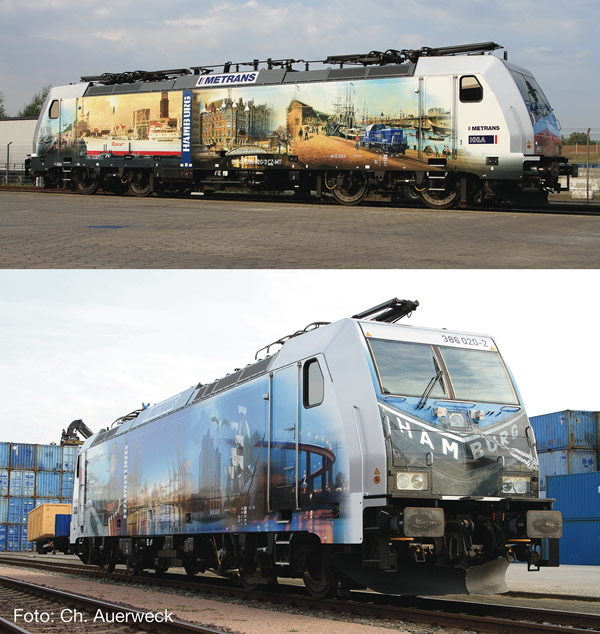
[28,42,576,208]
[70,299,561,597]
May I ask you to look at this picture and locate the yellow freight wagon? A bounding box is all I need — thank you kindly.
[27,503,71,543]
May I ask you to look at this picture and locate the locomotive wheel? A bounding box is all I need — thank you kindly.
[128,170,153,197]
[419,178,460,210]
[302,555,336,598]
[101,561,116,573]
[73,169,99,195]
[327,172,367,206]
[126,561,141,575]
[183,559,203,577]
[238,559,260,591]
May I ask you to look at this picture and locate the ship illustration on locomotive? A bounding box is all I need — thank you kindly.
[69,299,562,597]
[28,42,576,208]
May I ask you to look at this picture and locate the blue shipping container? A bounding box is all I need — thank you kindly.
[9,470,35,497]
[547,471,600,520]
[61,473,74,499]
[62,446,78,473]
[36,471,61,498]
[0,524,6,552]
[0,497,7,523]
[35,498,61,506]
[8,497,34,524]
[538,449,597,490]
[37,444,63,471]
[10,443,36,469]
[0,442,10,468]
[0,470,8,497]
[556,519,600,565]
[7,525,32,552]
[530,410,598,452]
[55,514,71,537]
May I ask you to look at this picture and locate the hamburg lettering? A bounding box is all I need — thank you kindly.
[180,90,193,167]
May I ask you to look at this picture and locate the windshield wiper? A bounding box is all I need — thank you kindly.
[416,368,443,410]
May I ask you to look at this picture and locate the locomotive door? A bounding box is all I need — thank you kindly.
[269,363,300,514]
[421,76,455,161]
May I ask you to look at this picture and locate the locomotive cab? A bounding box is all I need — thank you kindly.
[342,319,562,594]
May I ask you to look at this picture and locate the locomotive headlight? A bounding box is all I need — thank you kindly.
[502,476,531,495]
[396,471,429,491]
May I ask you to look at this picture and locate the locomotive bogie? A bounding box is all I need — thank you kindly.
[28,44,575,209]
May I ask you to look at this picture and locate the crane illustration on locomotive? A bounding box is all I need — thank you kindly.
[65,299,561,597]
[28,42,576,208]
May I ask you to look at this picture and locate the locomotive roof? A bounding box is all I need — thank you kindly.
[80,42,502,96]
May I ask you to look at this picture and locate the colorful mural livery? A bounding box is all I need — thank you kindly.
[82,372,350,544]
[50,78,456,172]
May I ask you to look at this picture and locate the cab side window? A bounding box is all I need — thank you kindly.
[49,100,59,119]
[303,359,324,408]
[460,76,483,102]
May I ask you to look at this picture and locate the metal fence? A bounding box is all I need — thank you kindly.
[1,143,30,185]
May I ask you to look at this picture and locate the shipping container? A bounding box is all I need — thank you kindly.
[54,514,71,537]
[547,472,600,520]
[7,524,32,552]
[35,498,61,506]
[0,442,9,468]
[61,472,74,499]
[530,410,598,452]
[36,471,61,498]
[62,446,78,473]
[36,444,62,471]
[556,519,600,565]
[0,497,7,523]
[538,449,597,490]
[0,469,8,496]
[0,524,6,552]
[8,497,34,524]
[9,470,35,497]
[10,443,36,469]
[27,503,72,542]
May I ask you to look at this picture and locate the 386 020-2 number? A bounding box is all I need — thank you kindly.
[441,335,489,348]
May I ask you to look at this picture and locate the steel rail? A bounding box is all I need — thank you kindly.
[1,556,599,633]
[2,185,600,215]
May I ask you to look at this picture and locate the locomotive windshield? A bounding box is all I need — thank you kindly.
[368,338,519,405]
[510,70,553,113]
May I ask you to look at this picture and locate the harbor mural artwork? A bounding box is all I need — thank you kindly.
[82,377,351,543]
[39,77,457,170]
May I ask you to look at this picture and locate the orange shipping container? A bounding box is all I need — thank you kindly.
[27,503,71,542]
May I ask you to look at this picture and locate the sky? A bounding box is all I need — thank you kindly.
[1,0,599,134]
[1,269,598,445]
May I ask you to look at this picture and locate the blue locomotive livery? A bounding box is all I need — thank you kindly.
[70,300,562,596]
[28,43,576,208]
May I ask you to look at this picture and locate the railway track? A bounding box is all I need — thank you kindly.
[2,184,600,216]
[0,575,227,634]
[1,555,599,633]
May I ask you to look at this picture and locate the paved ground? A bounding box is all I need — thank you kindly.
[1,190,600,268]
[506,563,600,597]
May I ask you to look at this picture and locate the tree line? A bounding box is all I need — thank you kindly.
[562,132,597,145]
[0,85,52,119]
